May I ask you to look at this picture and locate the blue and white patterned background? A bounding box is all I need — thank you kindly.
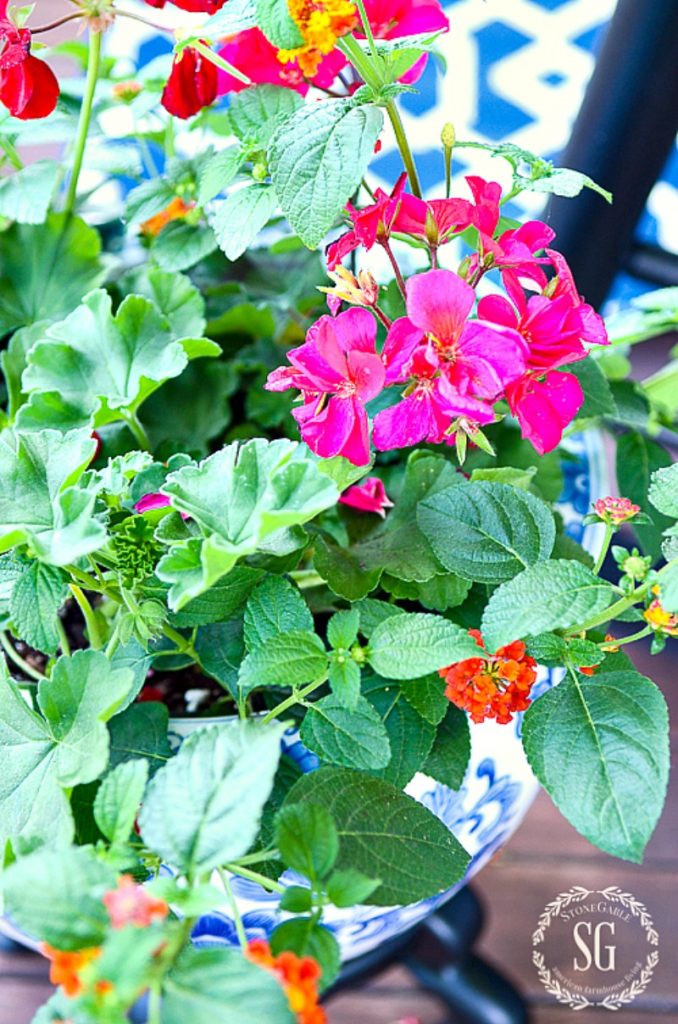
[107,0,678,310]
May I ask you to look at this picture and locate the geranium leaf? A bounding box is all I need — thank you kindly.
[285,767,470,905]
[9,561,68,655]
[481,560,615,652]
[417,480,555,584]
[523,670,669,861]
[138,720,285,874]
[0,160,59,225]
[269,99,384,248]
[0,651,134,848]
[0,428,106,566]
[22,289,216,430]
[0,214,105,335]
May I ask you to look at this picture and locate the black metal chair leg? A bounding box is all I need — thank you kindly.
[403,887,530,1024]
[544,0,678,308]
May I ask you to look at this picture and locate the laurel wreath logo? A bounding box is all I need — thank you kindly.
[532,886,659,1011]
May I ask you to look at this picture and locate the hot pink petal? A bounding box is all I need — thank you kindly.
[135,493,172,514]
[406,269,475,343]
[326,229,360,270]
[346,350,385,401]
[330,306,379,355]
[382,317,425,384]
[507,371,584,455]
[363,0,449,38]
[465,176,502,236]
[476,294,519,328]
[295,395,371,465]
[451,321,528,399]
[339,477,393,516]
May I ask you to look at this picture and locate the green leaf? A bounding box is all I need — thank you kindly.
[270,918,340,990]
[9,562,67,654]
[327,608,360,649]
[1,321,46,420]
[173,567,264,628]
[658,562,678,613]
[285,767,470,905]
[328,655,361,708]
[2,846,117,950]
[275,802,339,879]
[194,618,245,694]
[163,947,295,1024]
[279,885,313,913]
[0,428,105,565]
[523,670,669,861]
[417,481,555,584]
[0,214,105,336]
[313,536,382,601]
[368,612,482,680]
[269,99,384,247]
[527,167,612,203]
[0,651,133,848]
[300,694,391,770]
[212,185,278,261]
[422,705,471,791]
[326,868,380,907]
[202,0,256,36]
[481,560,614,652]
[138,720,285,874]
[0,160,59,225]
[93,759,149,845]
[648,462,678,518]
[255,0,304,48]
[107,702,172,774]
[238,630,328,697]
[616,432,673,563]
[198,147,244,205]
[119,266,207,338]
[244,574,313,649]
[400,674,448,725]
[157,439,338,608]
[363,677,436,787]
[22,289,214,429]
[152,221,219,273]
[470,465,537,490]
[126,177,176,224]
[228,85,303,147]
[565,357,616,419]
[355,598,402,638]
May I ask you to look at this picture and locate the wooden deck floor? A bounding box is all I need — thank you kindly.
[2,638,675,1024]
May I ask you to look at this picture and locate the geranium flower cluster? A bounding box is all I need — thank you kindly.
[267,175,609,464]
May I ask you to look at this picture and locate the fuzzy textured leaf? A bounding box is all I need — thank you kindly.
[368,612,482,680]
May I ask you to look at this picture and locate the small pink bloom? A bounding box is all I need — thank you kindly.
[103,876,169,930]
[373,344,494,450]
[593,496,641,526]
[363,0,449,38]
[339,477,393,517]
[506,371,583,455]
[327,174,407,270]
[392,194,473,245]
[265,308,385,466]
[466,176,503,237]
[547,249,609,347]
[477,292,588,372]
[135,492,189,520]
[218,28,345,95]
[404,270,528,399]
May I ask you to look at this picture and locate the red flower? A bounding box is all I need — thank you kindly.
[247,940,326,1024]
[439,629,537,724]
[161,45,218,119]
[326,174,407,269]
[144,0,226,11]
[0,13,59,120]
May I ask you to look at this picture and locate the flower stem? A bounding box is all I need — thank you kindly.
[603,625,653,649]
[385,101,422,199]
[592,523,613,576]
[69,584,103,650]
[147,983,162,1024]
[354,0,378,55]
[260,674,328,724]
[122,410,152,452]
[65,27,102,218]
[31,12,85,34]
[191,40,252,86]
[0,632,45,682]
[380,239,407,298]
[56,619,71,657]
[222,863,285,894]
[218,869,248,949]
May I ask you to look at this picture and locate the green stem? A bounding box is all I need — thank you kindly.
[218,869,248,949]
[65,27,102,217]
[385,101,423,199]
[0,632,45,682]
[592,523,613,576]
[231,848,280,867]
[260,674,328,725]
[290,570,326,590]
[337,34,382,92]
[105,624,121,659]
[603,625,653,649]
[147,983,162,1024]
[122,411,152,452]
[354,0,378,55]
[191,40,252,86]
[223,863,285,894]
[56,619,71,657]
[0,137,23,171]
[69,584,103,650]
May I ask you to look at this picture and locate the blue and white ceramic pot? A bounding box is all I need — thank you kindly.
[0,431,609,963]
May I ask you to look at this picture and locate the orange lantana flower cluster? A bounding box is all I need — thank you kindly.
[644,595,678,637]
[41,945,103,998]
[140,196,195,237]
[439,629,538,724]
[279,0,358,76]
[246,939,327,1024]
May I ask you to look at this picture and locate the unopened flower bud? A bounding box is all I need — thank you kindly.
[425,208,440,247]
[112,81,143,103]
[441,122,456,150]
[457,255,472,280]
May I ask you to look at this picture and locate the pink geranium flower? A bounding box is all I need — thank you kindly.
[218,28,345,95]
[547,249,609,347]
[339,477,393,516]
[266,308,385,465]
[135,493,189,519]
[392,194,473,246]
[506,371,584,455]
[403,270,528,399]
[477,292,590,371]
[327,174,407,270]
[373,344,494,450]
